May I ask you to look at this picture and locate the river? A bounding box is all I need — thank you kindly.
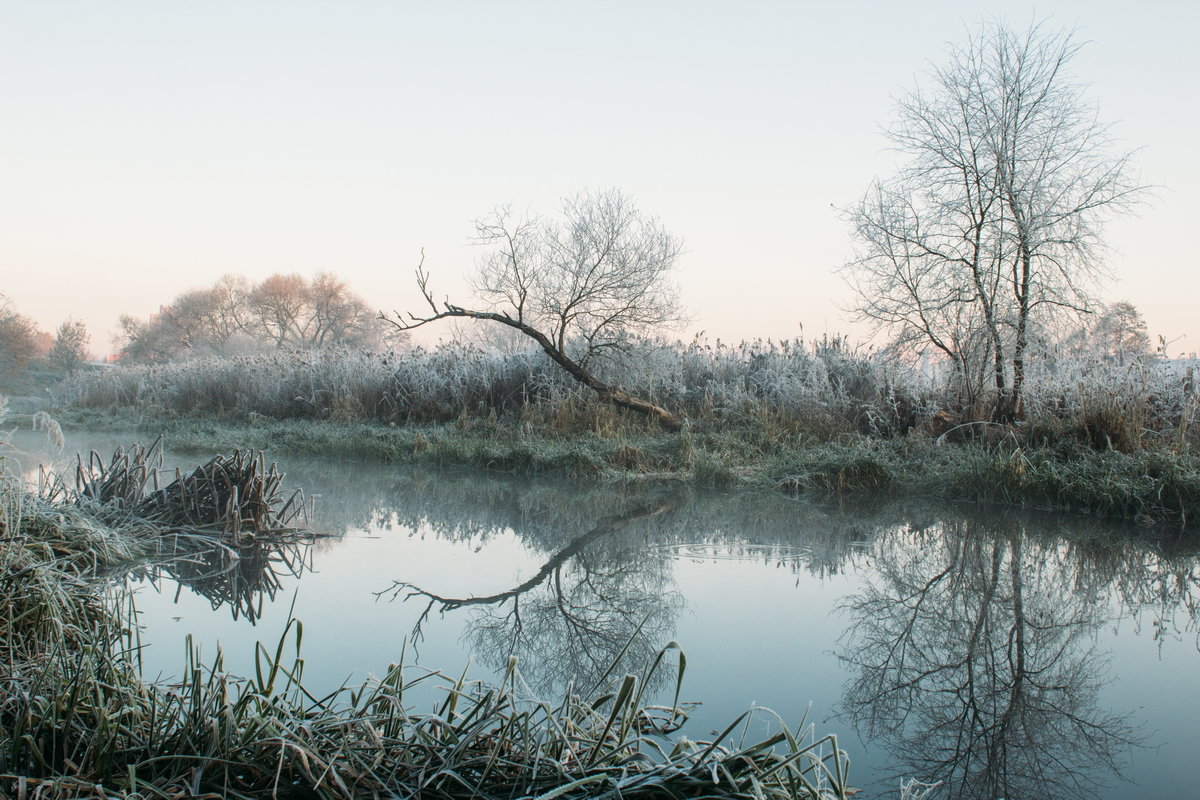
[7,428,1199,799]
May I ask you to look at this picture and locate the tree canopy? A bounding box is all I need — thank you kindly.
[118,273,399,362]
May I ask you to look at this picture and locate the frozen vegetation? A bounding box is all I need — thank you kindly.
[59,337,1197,449]
[52,336,1200,527]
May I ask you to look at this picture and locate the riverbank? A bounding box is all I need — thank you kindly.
[54,407,1200,528]
[0,456,851,800]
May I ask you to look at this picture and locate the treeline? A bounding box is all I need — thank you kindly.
[0,294,90,378]
[116,273,404,362]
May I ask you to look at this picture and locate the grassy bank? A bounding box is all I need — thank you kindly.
[0,455,851,800]
[55,407,1200,528]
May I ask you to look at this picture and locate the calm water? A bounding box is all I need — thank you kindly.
[8,428,1200,799]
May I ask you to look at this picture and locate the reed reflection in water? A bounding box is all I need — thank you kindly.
[130,535,313,624]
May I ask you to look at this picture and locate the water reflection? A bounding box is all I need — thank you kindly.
[11,428,1200,798]
[131,536,313,623]
[281,464,882,695]
[837,519,1149,799]
[1071,531,1200,655]
[384,499,681,693]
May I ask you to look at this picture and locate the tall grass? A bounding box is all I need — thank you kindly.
[61,338,1200,453]
[0,454,852,800]
[60,337,924,437]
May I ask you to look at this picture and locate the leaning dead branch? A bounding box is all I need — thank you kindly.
[385,190,685,430]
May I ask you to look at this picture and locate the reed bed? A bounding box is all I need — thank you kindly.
[0,454,852,800]
[773,436,1200,526]
[58,337,924,438]
[39,437,310,540]
[61,339,1200,454]
[51,343,1200,526]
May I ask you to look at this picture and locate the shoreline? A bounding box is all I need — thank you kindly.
[51,408,1200,529]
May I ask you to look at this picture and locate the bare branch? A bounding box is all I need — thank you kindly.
[383,190,686,429]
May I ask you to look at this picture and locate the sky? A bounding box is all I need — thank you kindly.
[2,1,1197,358]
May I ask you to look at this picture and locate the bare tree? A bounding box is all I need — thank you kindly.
[844,20,1145,419]
[118,278,252,361]
[203,274,252,347]
[307,271,385,346]
[248,273,311,347]
[387,189,685,429]
[248,272,390,349]
[118,273,395,361]
[117,294,231,361]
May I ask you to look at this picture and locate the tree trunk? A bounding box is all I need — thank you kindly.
[1010,246,1033,421]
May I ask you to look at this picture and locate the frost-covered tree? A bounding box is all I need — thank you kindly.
[844,20,1145,418]
[1091,302,1151,363]
[388,189,685,429]
[118,273,397,362]
[244,272,388,349]
[49,318,90,374]
[0,295,42,376]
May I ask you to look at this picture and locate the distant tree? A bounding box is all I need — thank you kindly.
[118,273,395,362]
[1091,301,1151,363]
[1048,300,1153,365]
[248,272,387,349]
[166,277,252,352]
[207,274,253,346]
[116,314,172,363]
[116,304,209,363]
[307,272,384,346]
[843,20,1145,418]
[0,295,42,376]
[248,274,310,348]
[165,290,223,351]
[49,318,90,375]
[117,274,256,361]
[387,189,685,429]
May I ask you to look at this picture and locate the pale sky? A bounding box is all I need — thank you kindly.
[2,1,1196,357]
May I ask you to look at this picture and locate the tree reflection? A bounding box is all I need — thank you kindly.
[383,500,684,694]
[838,520,1140,799]
[1068,531,1200,655]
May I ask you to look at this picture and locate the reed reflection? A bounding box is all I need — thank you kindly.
[132,535,312,623]
[837,519,1142,800]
